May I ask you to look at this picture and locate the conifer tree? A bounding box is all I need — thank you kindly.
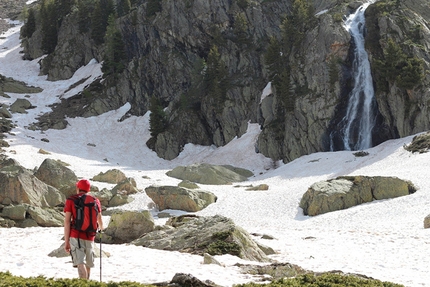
[40,0,58,54]
[102,15,127,77]
[117,0,131,17]
[204,45,228,110]
[22,8,36,38]
[149,96,168,137]
[77,0,94,33]
[91,0,115,45]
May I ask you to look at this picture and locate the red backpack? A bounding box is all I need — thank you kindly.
[70,194,99,234]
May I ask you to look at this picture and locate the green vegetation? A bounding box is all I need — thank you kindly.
[366,0,425,92]
[374,38,424,90]
[233,13,250,45]
[40,0,58,54]
[0,271,404,286]
[77,0,94,33]
[236,0,250,9]
[21,8,36,38]
[149,96,168,138]
[101,15,127,77]
[117,0,131,17]
[0,271,153,287]
[207,231,241,256]
[204,45,229,112]
[236,273,404,287]
[179,58,206,111]
[91,0,115,45]
[264,0,316,113]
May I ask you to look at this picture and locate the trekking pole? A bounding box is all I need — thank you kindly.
[99,231,102,283]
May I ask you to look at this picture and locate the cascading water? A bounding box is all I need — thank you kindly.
[330,1,378,151]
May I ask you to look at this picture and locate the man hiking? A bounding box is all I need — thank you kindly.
[64,179,103,279]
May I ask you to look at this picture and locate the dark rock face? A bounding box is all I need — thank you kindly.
[20,0,430,162]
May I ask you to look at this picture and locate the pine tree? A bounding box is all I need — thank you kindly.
[149,96,168,137]
[204,45,228,110]
[40,0,58,54]
[102,15,127,77]
[91,2,105,44]
[22,8,36,38]
[117,0,131,17]
[77,0,94,33]
[91,0,115,45]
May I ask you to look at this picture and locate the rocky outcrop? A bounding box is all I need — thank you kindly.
[92,188,134,208]
[145,185,217,212]
[111,177,139,195]
[166,163,253,185]
[22,0,430,163]
[26,206,64,227]
[366,1,430,140]
[0,203,64,227]
[404,131,430,153]
[300,176,417,216]
[0,75,43,97]
[132,215,271,262]
[103,210,155,244]
[0,158,65,208]
[9,98,34,114]
[424,214,430,229]
[34,158,78,198]
[92,169,127,184]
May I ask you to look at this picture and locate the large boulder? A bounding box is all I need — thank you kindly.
[404,131,430,154]
[103,210,155,244]
[92,169,127,184]
[111,177,139,195]
[300,176,417,216]
[132,215,271,262]
[145,185,217,212]
[108,193,134,207]
[34,158,78,198]
[0,160,65,207]
[166,163,253,185]
[26,206,64,227]
[9,98,34,114]
[1,204,26,220]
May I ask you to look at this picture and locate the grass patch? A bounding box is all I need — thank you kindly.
[0,271,405,286]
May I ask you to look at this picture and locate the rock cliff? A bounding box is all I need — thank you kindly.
[21,0,430,162]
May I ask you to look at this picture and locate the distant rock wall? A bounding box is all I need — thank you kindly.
[20,0,430,162]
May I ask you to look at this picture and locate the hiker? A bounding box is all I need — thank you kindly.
[64,179,103,279]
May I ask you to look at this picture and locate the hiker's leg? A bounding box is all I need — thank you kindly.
[83,239,95,279]
[86,266,91,279]
[77,263,88,279]
[70,238,87,279]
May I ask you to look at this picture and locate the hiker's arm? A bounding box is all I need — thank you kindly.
[97,212,104,231]
[64,211,72,253]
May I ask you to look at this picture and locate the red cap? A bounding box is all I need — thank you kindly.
[76,179,91,192]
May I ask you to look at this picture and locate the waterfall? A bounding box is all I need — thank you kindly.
[332,2,377,151]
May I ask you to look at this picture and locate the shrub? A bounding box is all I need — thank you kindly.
[0,271,405,286]
[235,273,405,286]
[0,271,153,287]
[207,231,241,256]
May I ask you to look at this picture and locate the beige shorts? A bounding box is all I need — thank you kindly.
[70,237,95,268]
